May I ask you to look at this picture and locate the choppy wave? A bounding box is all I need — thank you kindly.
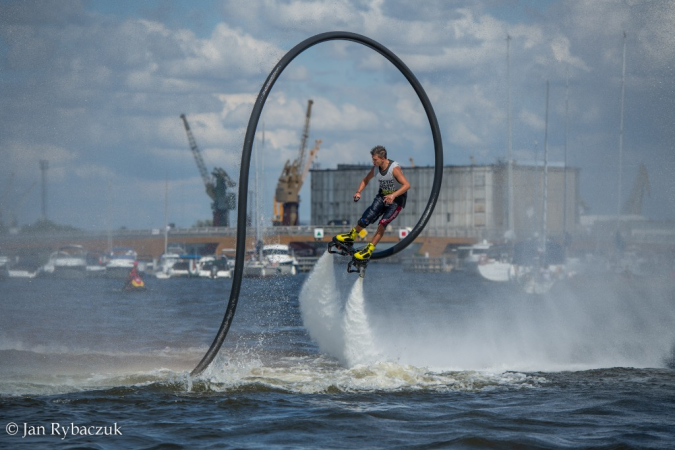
[194,353,547,395]
[0,345,547,397]
[0,343,205,397]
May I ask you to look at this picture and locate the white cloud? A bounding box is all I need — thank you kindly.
[550,35,589,71]
[519,109,545,131]
[74,164,116,180]
[311,98,380,132]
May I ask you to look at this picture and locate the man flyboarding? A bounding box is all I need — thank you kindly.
[330,145,410,270]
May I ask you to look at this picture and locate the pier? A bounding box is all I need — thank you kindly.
[0,226,477,261]
[402,256,454,273]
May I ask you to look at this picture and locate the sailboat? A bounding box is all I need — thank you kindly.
[243,127,298,278]
[508,80,567,294]
[478,78,569,290]
[155,177,177,279]
[477,249,514,282]
[477,35,516,283]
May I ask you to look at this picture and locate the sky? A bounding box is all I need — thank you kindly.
[1,0,674,231]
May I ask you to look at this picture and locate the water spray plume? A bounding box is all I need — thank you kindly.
[342,278,379,367]
[299,253,344,361]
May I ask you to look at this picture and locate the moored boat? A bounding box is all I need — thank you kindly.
[197,255,232,279]
[243,244,298,278]
[154,251,182,279]
[456,240,492,274]
[105,247,138,278]
[0,254,9,279]
[476,244,514,282]
[509,238,567,294]
[477,257,513,282]
[43,245,88,278]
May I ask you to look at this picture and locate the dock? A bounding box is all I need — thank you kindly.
[296,256,319,272]
[402,256,454,273]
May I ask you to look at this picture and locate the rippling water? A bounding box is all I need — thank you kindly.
[1,257,674,448]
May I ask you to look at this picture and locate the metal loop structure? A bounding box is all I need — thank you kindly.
[191,31,444,376]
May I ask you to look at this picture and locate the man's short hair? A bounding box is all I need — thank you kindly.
[370,145,387,159]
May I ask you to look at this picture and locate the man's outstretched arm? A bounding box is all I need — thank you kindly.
[354,168,375,202]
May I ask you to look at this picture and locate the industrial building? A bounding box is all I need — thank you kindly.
[310,163,580,241]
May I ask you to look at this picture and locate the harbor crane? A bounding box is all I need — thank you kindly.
[180,114,236,227]
[273,99,321,226]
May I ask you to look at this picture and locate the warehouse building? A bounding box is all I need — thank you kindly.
[310,163,580,241]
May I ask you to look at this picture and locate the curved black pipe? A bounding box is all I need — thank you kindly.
[191,31,444,376]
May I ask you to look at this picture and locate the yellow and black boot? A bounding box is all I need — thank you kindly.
[354,243,375,261]
[335,228,357,244]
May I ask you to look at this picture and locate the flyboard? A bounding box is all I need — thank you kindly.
[327,228,370,278]
[327,238,368,278]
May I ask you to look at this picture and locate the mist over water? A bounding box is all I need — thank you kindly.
[377,279,675,372]
[299,260,675,372]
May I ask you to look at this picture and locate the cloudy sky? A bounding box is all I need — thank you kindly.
[1,0,673,231]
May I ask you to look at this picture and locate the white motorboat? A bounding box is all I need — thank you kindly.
[85,251,107,277]
[154,252,182,279]
[0,254,9,279]
[105,247,138,278]
[456,240,492,274]
[168,261,190,278]
[197,256,232,279]
[477,257,514,282]
[243,244,298,278]
[8,268,40,278]
[5,255,41,278]
[168,256,200,278]
[261,244,298,275]
[476,245,514,282]
[43,245,88,278]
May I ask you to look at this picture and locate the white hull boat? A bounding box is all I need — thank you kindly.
[43,245,88,278]
[456,240,492,274]
[197,256,232,279]
[243,244,298,278]
[154,252,182,279]
[477,258,513,282]
[105,247,138,278]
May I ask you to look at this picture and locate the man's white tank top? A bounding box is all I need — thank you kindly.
[374,160,407,206]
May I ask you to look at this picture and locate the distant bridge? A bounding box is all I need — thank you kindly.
[1,222,672,262]
[0,226,478,260]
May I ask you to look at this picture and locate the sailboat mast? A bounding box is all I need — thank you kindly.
[106,180,113,253]
[506,35,515,236]
[542,80,550,252]
[163,175,168,255]
[563,68,569,242]
[617,31,627,223]
[255,126,263,261]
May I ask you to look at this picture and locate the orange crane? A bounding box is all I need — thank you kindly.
[180,114,236,227]
[273,100,321,226]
